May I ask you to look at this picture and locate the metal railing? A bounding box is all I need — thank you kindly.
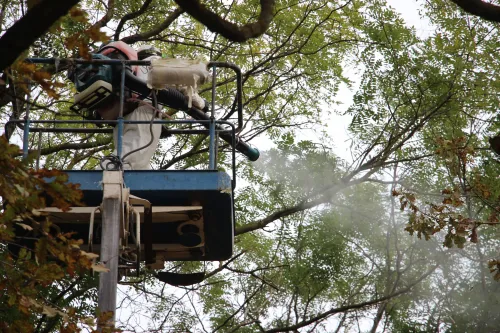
[5,57,262,189]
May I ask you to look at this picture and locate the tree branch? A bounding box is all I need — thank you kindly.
[212,283,265,333]
[120,7,184,44]
[35,277,84,332]
[234,174,373,236]
[173,0,275,42]
[114,0,153,41]
[15,137,112,157]
[160,135,207,169]
[264,264,439,333]
[204,251,246,280]
[91,0,115,30]
[449,0,500,22]
[0,0,80,71]
[235,197,326,236]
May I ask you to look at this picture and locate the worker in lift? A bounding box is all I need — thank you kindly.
[71,41,207,170]
[95,42,163,170]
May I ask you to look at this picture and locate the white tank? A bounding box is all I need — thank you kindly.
[147,58,211,108]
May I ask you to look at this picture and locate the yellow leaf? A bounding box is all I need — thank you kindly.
[80,250,99,260]
[92,263,110,273]
[19,296,35,308]
[42,305,68,320]
[83,317,96,326]
[14,184,29,197]
[42,305,58,317]
[16,223,33,231]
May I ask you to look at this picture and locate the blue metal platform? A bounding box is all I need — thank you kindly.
[64,170,232,206]
[52,170,234,261]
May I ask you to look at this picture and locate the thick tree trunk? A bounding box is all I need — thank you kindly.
[0,0,80,71]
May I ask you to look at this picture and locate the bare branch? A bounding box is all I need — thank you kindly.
[235,174,373,236]
[264,264,439,333]
[15,136,112,157]
[235,197,325,236]
[160,135,207,169]
[0,0,80,71]
[92,0,115,29]
[174,0,275,42]
[227,320,260,333]
[204,251,246,280]
[121,7,184,44]
[212,283,265,333]
[114,0,154,41]
[449,0,500,22]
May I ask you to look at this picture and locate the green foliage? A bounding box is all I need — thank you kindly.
[5,0,500,331]
[0,136,99,332]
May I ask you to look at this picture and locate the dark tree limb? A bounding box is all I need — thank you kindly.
[0,0,81,71]
[202,251,246,280]
[114,0,154,41]
[15,137,112,157]
[234,173,374,236]
[121,7,184,44]
[235,197,327,236]
[264,265,439,333]
[91,0,115,29]
[449,0,500,22]
[160,135,207,169]
[173,0,275,42]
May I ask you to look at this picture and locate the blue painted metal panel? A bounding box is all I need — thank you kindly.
[56,170,234,260]
[65,170,231,191]
[63,170,232,207]
[123,170,232,191]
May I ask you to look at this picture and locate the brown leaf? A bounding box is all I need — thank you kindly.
[42,305,59,317]
[80,251,99,260]
[91,263,110,273]
[442,198,452,205]
[16,223,33,231]
[470,227,478,243]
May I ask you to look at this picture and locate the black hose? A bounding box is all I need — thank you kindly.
[124,70,260,161]
[100,154,122,170]
[185,107,260,161]
[125,71,188,110]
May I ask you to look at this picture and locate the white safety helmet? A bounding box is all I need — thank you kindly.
[137,45,162,60]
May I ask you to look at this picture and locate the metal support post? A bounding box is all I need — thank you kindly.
[116,64,126,160]
[208,65,217,170]
[97,171,123,330]
[22,84,31,160]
